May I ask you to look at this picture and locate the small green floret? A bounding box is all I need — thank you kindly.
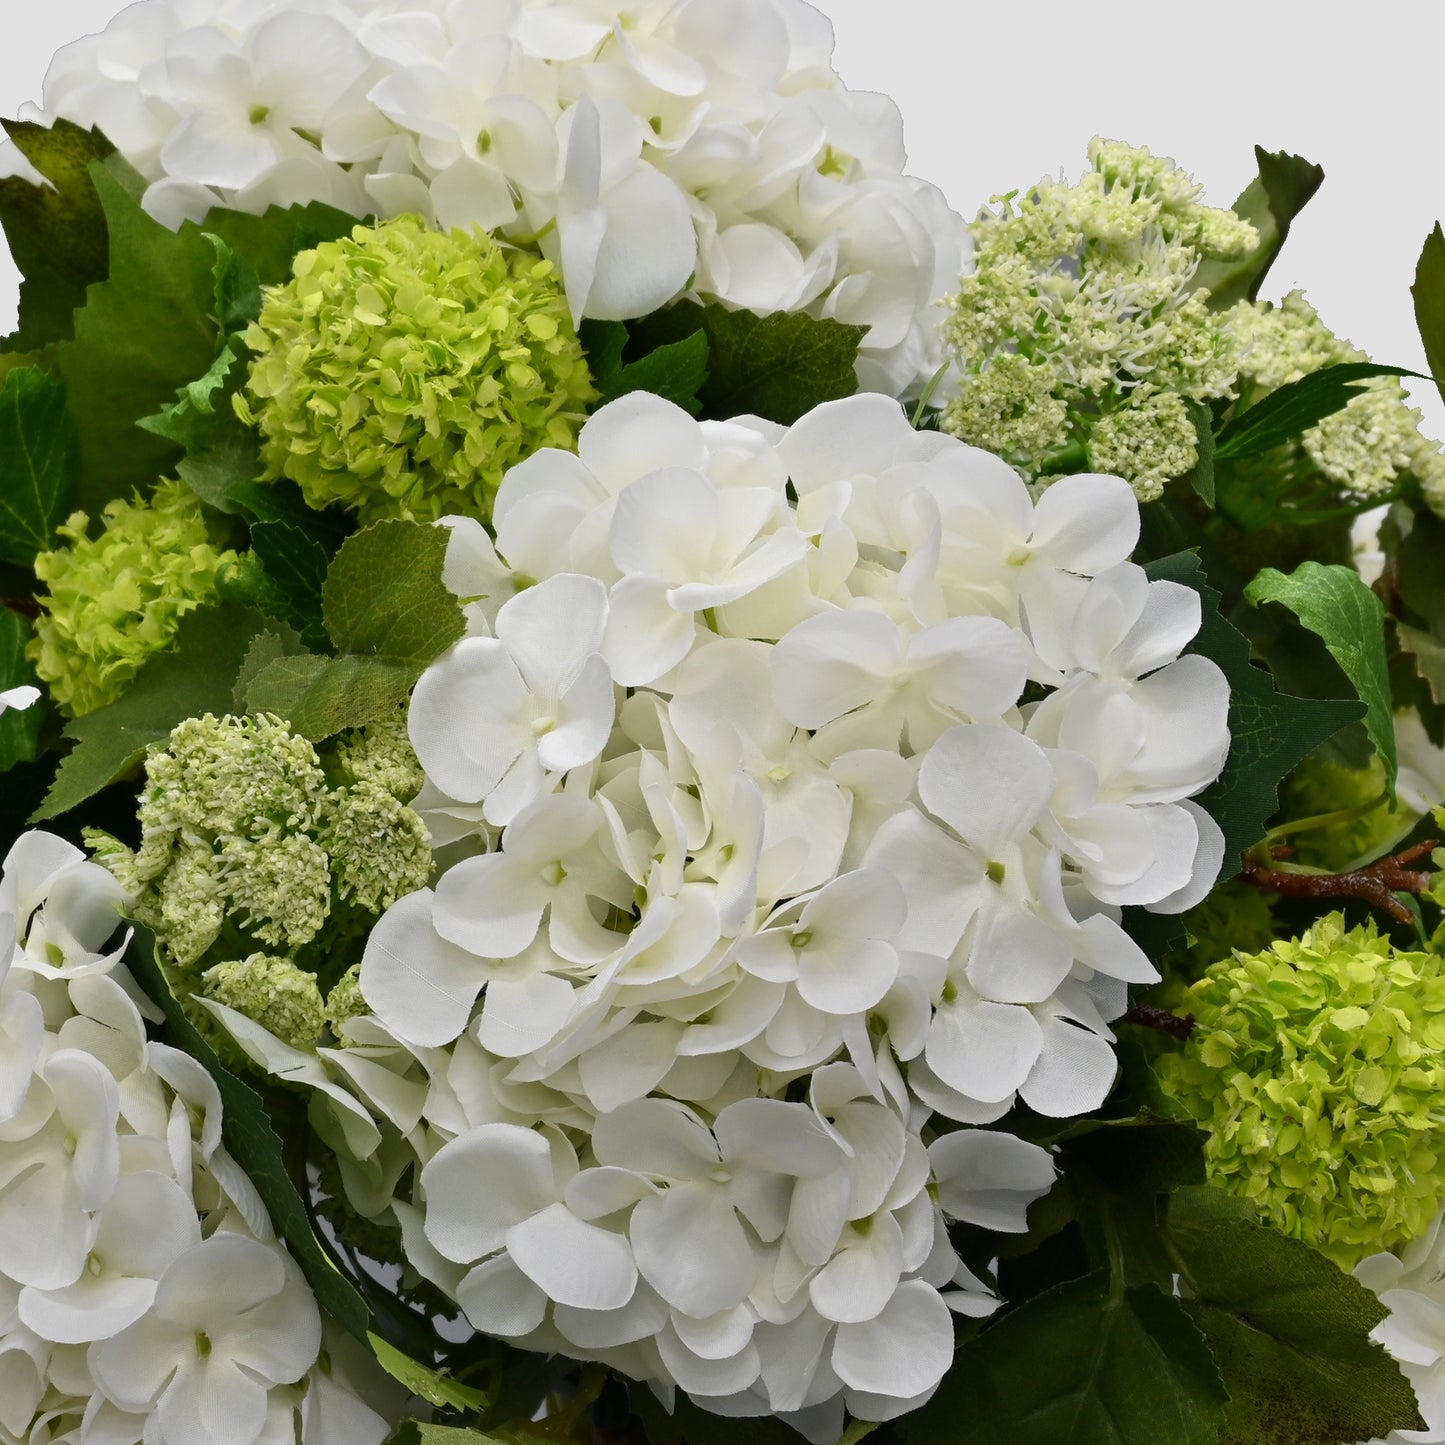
[326,778,432,915]
[29,480,237,716]
[244,215,596,524]
[333,711,425,801]
[203,954,327,1050]
[1157,913,1445,1267]
[325,964,369,1042]
[942,139,1252,497]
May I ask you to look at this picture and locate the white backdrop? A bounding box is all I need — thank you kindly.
[3,0,1444,432]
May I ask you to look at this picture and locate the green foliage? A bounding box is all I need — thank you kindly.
[0,366,77,565]
[1214,361,1432,461]
[1145,552,1365,871]
[242,520,464,740]
[32,604,265,820]
[628,1380,807,1445]
[0,610,43,773]
[627,301,864,424]
[198,200,357,288]
[1244,561,1396,794]
[58,162,221,513]
[1194,147,1325,309]
[900,1273,1228,1445]
[246,520,331,650]
[1183,398,1216,507]
[1167,1188,1424,1445]
[581,319,710,414]
[1413,223,1445,412]
[0,119,114,350]
[368,1333,490,1413]
[123,922,373,1339]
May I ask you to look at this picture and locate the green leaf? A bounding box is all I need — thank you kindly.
[1167,1189,1424,1445]
[0,119,115,350]
[1244,560,1396,794]
[123,922,373,1340]
[31,604,266,821]
[898,1273,1228,1445]
[0,609,43,773]
[627,301,865,424]
[1193,147,1324,309]
[322,520,465,665]
[581,319,710,415]
[244,653,417,741]
[627,1379,808,1445]
[248,520,331,651]
[368,1333,489,1413]
[1183,398,1216,508]
[1412,223,1445,412]
[0,366,78,565]
[1145,551,1364,870]
[59,162,221,513]
[1215,362,1434,461]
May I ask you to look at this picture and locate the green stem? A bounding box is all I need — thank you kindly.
[910,362,951,428]
[1265,789,1390,847]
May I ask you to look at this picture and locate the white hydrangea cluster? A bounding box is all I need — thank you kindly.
[273,390,1232,1437]
[1357,1209,1445,1445]
[11,0,967,399]
[0,831,396,1445]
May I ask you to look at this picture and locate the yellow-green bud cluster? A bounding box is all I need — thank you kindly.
[91,712,434,1051]
[244,215,596,525]
[941,139,1254,499]
[202,954,326,1050]
[1176,880,1279,976]
[29,480,238,716]
[1157,914,1445,1268]
[324,964,368,1043]
[1233,291,1445,503]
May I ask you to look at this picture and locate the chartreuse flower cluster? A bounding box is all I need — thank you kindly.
[28,479,238,716]
[1231,290,1445,509]
[242,215,596,524]
[942,139,1257,499]
[88,710,431,1051]
[1158,914,1445,1268]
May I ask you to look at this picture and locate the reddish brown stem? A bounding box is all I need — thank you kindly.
[1,597,39,620]
[1120,1004,1197,1040]
[1239,840,1439,925]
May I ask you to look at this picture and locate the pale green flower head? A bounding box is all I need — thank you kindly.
[202,954,327,1051]
[244,214,597,524]
[333,710,425,802]
[324,964,368,1044]
[1157,913,1445,1268]
[29,479,238,717]
[1176,880,1279,975]
[942,139,1255,498]
[326,778,432,916]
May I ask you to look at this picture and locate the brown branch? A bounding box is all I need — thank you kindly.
[1,597,39,620]
[1120,1004,1197,1040]
[1239,840,1439,925]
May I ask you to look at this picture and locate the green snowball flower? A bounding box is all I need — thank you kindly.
[29,479,238,716]
[324,964,369,1043]
[202,954,327,1051]
[244,214,597,524]
[1157,913,1445,1268]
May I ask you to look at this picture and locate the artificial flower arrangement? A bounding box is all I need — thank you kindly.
[3,4,1445,1445]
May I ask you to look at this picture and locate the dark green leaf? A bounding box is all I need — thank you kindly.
[0,366,78,565]
[583,317,710,415]
[1215,362,1432,461]
[1398,622,1445,707]
[1167,1189,1423,1445]
[1183,398,1216,508]
[244,653,416,742]
[59,162,221,512]
[124,922,373,1340]
[627,301,864,424]
[1412,224,1445,411]
[1145,552,1364,869]
[32,604,265,821]
[0,119,115,350]
[368,1333,489,1413]
[249,520,331,650]
[898,1273,1228,1445]
[1395,506,1445,629]
[628,1379,807,1445]
[1194,147,1324,309]
[322,520,465,666]
[0,609,43,773]
[232,626,304,712]
[198,200,357,288]
[1244,561,1396,794]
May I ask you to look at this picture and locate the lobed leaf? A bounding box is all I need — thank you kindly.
[368,1333,489,1414]
[0,366,78,566]
[1244,560,1396,794]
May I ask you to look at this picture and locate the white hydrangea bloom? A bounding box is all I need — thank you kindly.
[12,0,969,397]
[248,390,1242,1432]
[0,831,398,1445]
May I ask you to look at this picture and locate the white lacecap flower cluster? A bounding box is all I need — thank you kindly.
[0,833,395,1445]
[290,391,1232,1437]
[11,0,967,398]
